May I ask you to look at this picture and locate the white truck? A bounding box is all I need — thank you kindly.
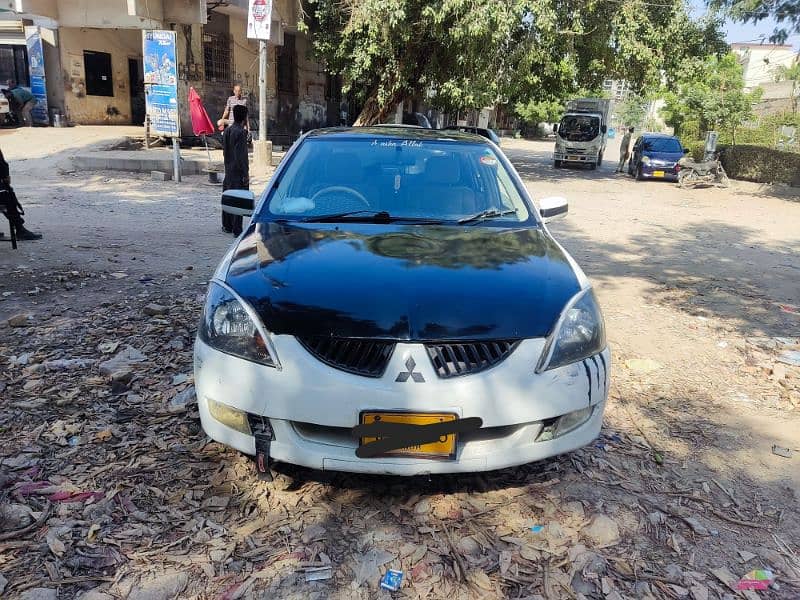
[553,98,611,170]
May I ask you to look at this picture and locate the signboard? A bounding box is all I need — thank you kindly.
[143,30,180,137]
[24,26,49,125]
[247,0,273,40]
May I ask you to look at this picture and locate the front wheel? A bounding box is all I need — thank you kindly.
[597,152,603,167]
[554,159,562,169]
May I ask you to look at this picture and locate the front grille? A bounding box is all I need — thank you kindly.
[425,340,520,378]
[298,336,395,378]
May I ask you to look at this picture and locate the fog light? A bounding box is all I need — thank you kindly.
[535,406,594,442]
[207,398,252,435]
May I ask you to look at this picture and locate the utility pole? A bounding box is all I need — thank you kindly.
[252,36,272,174]
[248,0,272,173]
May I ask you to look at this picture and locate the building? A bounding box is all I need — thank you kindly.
[1,0,333,139]
[730,42,797,90]
[602,79,632,103]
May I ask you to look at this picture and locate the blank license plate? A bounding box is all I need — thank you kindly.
[653,170,665,177]
[360,412,457,458]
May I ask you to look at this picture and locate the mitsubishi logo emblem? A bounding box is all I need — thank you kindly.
[396,356,425,383]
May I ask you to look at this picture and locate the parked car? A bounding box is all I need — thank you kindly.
[197,127,610,476]
[628,133,688,181]
[401,112,432,128]
[442,125,501,145]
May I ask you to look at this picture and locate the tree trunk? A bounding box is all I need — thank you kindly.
[353,89,405,126]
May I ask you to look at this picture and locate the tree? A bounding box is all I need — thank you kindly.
[615,95,649,128]
[709,0,800,43]
[660,53,762,142]
[775,62,800,113]
[299,0,727,125]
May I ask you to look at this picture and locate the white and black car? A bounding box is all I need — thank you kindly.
[195,127,610,476]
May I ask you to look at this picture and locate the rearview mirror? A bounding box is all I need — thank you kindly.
[221,189,256,217]
[539,196,568,223]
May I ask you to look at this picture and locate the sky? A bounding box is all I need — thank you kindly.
[690,2,800,48]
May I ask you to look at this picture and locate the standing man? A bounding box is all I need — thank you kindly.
[217,83,248,131]
[6,81,36,127]
[616,127,634,173]
[0,148,42,240]
[222,104,250,235]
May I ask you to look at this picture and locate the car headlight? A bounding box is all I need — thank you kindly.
[641,155,651,165]
[536,288,606,372]
[198,282,277,367]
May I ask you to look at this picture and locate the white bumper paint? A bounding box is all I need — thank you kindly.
[194,335,610,475]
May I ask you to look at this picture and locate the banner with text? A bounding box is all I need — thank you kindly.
[143,30,180,137]
[24,26,49,126]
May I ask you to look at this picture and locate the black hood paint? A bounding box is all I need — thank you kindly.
[225,222,581,341]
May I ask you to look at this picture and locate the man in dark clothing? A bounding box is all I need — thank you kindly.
[221,104,250,235]
[0,148,42,241]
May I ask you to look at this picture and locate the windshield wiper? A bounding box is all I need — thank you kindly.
[296,211,443,224]
[458,208,518,224]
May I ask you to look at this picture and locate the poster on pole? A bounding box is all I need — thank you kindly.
[24,26,49,126]
[247,0,273,40]
[143,30,180,137]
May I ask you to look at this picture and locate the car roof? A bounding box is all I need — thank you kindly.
[305,126,488,144]
[640,132,679,139]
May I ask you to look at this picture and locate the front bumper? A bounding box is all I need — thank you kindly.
[194,336,610,475]
[640,164,679,181]
[554,151,599,164]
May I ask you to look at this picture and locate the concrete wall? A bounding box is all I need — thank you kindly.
[39,26,65,116]
[59,27,141,124]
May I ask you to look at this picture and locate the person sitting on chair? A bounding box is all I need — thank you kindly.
[1,148,42,241]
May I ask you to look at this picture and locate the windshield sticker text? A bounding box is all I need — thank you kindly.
[370,139,423,148]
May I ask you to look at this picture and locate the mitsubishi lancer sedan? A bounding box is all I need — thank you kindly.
[195,127,610,476]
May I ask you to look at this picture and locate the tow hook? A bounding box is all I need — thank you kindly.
[252,419,274,482]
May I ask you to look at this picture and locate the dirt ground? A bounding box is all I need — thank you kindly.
[0,127,799,599]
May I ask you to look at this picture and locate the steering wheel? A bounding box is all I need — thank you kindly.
[310,186,369,208]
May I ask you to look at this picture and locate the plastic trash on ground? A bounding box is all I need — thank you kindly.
[380,569,404,591]
[736,569,775,590]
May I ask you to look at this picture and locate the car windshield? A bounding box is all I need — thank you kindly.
[265,137,531,223]
[642,137,682,153]
[558,115,600,142]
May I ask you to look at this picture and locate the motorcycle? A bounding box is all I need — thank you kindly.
[677,155,730,188]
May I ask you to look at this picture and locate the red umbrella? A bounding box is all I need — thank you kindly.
[188,86,215,164]
[188,86,214,135]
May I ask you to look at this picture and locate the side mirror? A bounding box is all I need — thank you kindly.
[552,123,558,133]
[221,189,256,217]
[601,125,608,134]
[539,196,568,223]
[683,148,690,154]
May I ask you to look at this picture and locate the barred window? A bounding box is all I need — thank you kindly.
[203,32,233,83]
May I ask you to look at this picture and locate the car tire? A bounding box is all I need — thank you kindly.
[588,160,597,171]
[597,152,603,167]
[554,160,562,168]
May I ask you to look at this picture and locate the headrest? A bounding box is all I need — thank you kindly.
[424,154,461,185]
[324,152,363,182]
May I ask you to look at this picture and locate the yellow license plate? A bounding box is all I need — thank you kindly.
[566,156,578,161]
[360,412,457,458]
[653,170,665,177]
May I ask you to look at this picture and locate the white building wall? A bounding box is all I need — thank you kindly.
[731,43,797,89]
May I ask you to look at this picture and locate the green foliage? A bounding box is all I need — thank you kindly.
[300,0,728,124]
[710,0,800,44]
[720,144,800,184]
[660,53,762,142]
[513,99,563,125]
[615,96,648,128]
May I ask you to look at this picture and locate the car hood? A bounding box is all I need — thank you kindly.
[224,222,582,341]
